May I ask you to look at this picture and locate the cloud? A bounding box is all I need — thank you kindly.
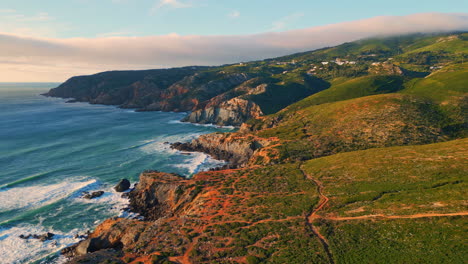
[0,10,65,38]
[228,10,240,19]
[0,13,467,82]
[0,9,16,13]
[96,30,135,38]
[150,0,192,14]
[270,12,304,31]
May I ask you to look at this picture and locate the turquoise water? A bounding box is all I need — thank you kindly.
[0,83,230,263]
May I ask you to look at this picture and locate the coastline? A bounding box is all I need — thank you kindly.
[42,93,241,130]
[0,89,235,264]
[45,96,242,262]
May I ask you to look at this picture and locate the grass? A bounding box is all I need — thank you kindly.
[254,94,448,163]
[285,75,405,111]
[319,216,467,264]
[401,63,468,103]
[303,138,468,217]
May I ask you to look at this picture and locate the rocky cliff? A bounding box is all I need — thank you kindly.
[45,69,251,112]
[44,67,322,126]
[44,68,269,126]
[182,98,263,126]
[171,133,269,168]
[65,171,196,262]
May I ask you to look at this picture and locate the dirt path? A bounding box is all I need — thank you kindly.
[299,163,468,264]
[299,165,335,264]
[321,212,468,221]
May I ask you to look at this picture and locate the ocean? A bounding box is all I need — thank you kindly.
[0,83,231,263]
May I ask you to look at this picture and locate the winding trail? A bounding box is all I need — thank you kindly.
[299,165,335,264]
[299,164,468,264]
[319,212,468,221]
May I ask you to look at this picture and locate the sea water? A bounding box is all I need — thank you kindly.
[0,83,231,263]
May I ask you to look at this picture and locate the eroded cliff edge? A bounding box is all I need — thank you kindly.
[65,172,197,263]
[43,67,323,126]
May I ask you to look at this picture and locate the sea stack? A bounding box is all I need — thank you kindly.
[114,179,130,192]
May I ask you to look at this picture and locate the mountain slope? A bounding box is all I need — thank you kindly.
[69,139,467,264]
[62,31,468,264]
[45,32,467,126]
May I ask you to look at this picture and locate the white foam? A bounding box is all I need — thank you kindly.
[0,180,98,212]
[71,185,140,219]
[138,133,204,155]
[174,152,209,175]
[167,119,236,130]
[174,151,226,175]
[0,225,81,264]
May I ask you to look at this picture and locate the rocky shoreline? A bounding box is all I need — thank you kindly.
[62,129,253,263]
[62,171,207,263]
[170,133,261,169]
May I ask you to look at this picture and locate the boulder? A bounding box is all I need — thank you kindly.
[19,232,54,241]
[75,238,112,256]
[114,179,130,192]
[83,191,105,199]
[38,232,55,242]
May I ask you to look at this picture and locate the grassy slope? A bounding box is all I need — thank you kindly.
[269,33,467,114]
[285,75,405,111]
[302,139,467,263]
[303,138,467,217]
[401,63,468,103]
[402,33,468,54]
[251,94,448,163]
[121,139,466,264]
[321,217,466,264]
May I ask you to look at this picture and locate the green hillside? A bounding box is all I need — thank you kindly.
[60,32,468,264]
[402,63,468,102]
[46,32,467,126]
[303,138,467,263]
[285,75,405,111]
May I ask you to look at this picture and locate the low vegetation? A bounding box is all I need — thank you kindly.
[69,32,467,264]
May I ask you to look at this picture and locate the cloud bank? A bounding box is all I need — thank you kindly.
[1,13,467,82]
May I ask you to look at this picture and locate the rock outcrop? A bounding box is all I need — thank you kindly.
[63,171,197,260]
[44,69,251,111]
[82,191,105,199]
[19,232,54,242]
[369,62,404,75]
[127,171,195,220]
[171,132,269,167]
[43,67,323,126]
[182,97,263,126]
[114,179,131,192]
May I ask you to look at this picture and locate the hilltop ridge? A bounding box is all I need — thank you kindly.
[45,32,467,126]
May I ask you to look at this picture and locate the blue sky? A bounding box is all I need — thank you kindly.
[0,1,467,81]
[1,0,467,38]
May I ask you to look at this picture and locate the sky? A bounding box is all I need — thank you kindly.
[0,0,467,81]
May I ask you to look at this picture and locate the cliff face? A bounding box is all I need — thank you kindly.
[138,72,251,112]
[44,67,323,126]
[128,172,195,220]
[45,68,203,106]
[182,98,263,126]
[45,68,266,126]
[171,133,265,167]
[66,171,197,262]
[45,69,251,113]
